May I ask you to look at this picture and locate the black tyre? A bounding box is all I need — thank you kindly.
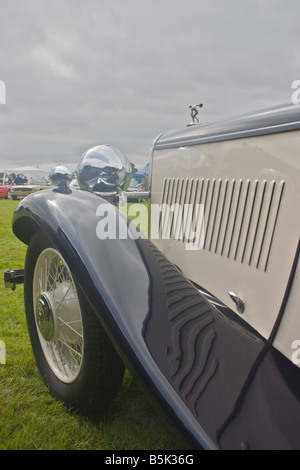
[24,230,125,416]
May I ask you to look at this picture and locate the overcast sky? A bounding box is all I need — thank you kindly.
[0,0,299,173]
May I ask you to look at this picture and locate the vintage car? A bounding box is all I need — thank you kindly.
[8,178,54,200]
[0,183,12,199]
[4,103,300,450]
[124,178,149,202]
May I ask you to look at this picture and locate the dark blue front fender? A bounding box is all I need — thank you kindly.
[12,188,300,450]
[13,188,216,448]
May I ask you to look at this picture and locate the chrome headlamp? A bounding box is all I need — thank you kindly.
[49,165,73,192]
[76,145,132,196]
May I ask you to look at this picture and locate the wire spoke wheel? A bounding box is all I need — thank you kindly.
[33,248,83,383]
[24,231,125,416]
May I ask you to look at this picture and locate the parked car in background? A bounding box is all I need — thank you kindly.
[8,178,54,200]
[69,178,80,190]
[5,104,300,450]
[124,178,150,202]
[0,183,12,198]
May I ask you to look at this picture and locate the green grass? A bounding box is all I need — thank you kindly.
[0,199,185,450]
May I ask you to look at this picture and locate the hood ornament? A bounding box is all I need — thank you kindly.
[188,103,203,126]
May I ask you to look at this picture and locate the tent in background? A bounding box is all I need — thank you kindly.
[132,163,149,183]
[3,166,48,174]
[2,166,49,183]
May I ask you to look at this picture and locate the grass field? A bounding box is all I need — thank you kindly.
[0,199,185,450]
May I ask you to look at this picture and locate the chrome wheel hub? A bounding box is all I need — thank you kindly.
[33,248,84,383]
[36,294,55,342]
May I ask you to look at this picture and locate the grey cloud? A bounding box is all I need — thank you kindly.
[0,0,299,172]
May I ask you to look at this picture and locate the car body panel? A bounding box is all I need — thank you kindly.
[11,184,300,449]
[153,103,300,149]
[273,245,300,362]
[151,105,300,344]
[9,184,53,200]
[0,184,12,198]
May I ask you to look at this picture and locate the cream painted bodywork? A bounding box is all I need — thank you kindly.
[150,129,300,347]
[273,255,300,364]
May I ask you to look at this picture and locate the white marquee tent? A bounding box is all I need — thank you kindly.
[3,166,48,174]
[2,166,49,183]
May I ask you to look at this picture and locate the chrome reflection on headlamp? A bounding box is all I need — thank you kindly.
[49,165,73,192]
[76,145,132,195]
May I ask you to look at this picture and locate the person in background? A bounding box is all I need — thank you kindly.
[14,174,23,185]
[142,172,149,191]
